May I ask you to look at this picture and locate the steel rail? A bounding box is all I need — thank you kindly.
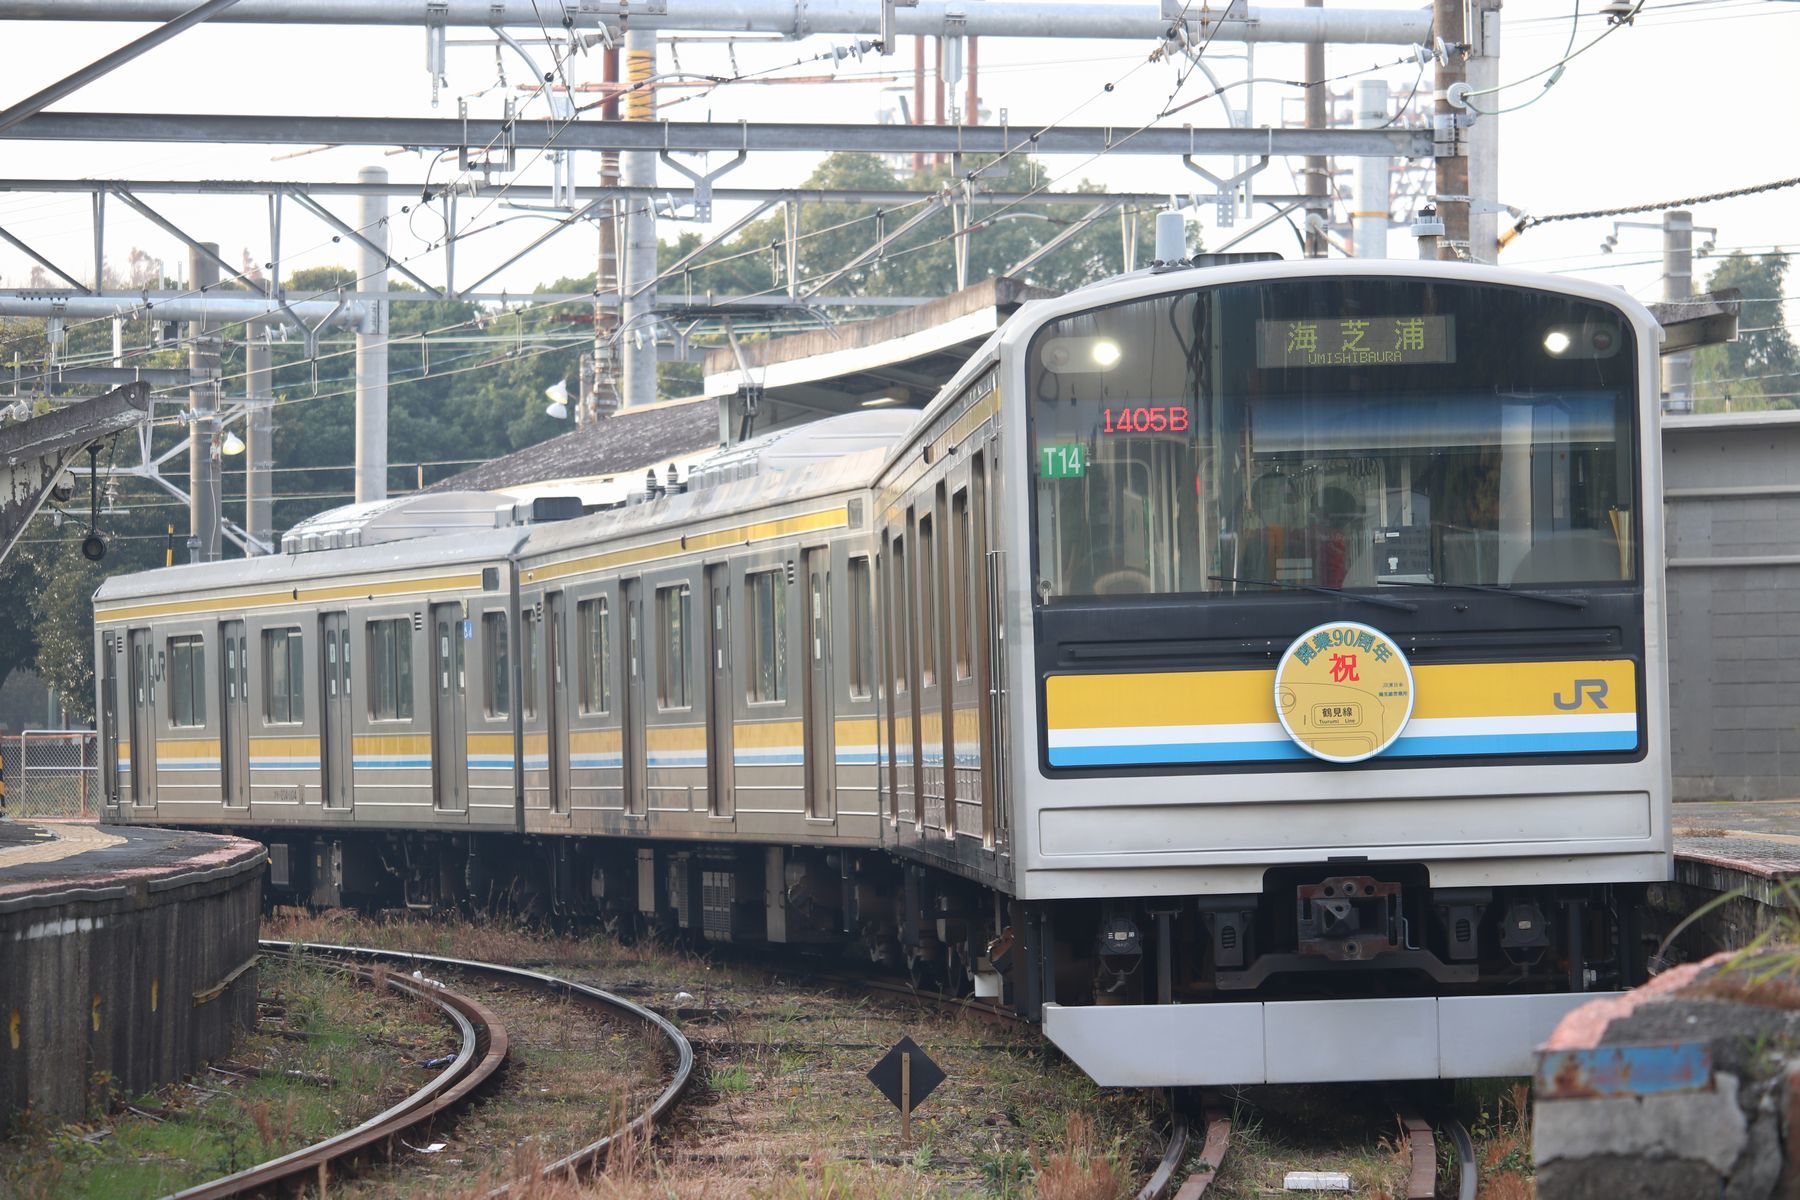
[261,940,697,1192]
[1444,1116,1478,1200]
[1135,1110,1190,1200]
[168,958,508,1200]
[1401,1112,1438,1200]
[1170,1099,1231,1200]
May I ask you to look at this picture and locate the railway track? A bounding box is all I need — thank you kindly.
[169,961,507,1200]
[1132,1093,1477,1200]
[169,941,696,1199]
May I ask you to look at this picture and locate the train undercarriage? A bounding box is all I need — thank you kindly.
[246,827,1647,1029]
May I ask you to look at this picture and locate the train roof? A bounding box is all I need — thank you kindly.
[92,525,531,603]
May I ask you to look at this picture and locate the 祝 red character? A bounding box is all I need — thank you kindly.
[1329,653,1359,683]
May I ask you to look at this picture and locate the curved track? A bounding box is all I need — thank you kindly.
[170,941,695,1199]
[1138,1095,1232,1200]
[264,941,697,1191]
[170,960,508,1200]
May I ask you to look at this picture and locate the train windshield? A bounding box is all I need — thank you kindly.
[1027,277,1640,599]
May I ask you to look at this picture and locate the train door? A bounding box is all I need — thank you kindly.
[431,603,469,815]
[545,592,570,815]
[100,632,119,808]
[947,472,987,844]
[620,578,646,816]
[320,612,353,810]
[918,494,952,835]
[890,525,920,826]
[127,628,156,809]
[969,451,1000,848]
[220,620,250,808]
[705,564,734,819]
[802,546,835,820]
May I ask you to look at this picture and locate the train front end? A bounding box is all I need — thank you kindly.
[1007,261,1669,1085]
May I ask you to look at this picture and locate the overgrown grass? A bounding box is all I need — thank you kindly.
[0,954,444,1200]
[261,912,1161,1200]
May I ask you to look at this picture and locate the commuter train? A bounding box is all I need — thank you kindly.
[95,258,1670,1085]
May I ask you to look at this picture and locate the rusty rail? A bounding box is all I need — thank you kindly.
[1169,1099,1231,1200]
[169,957,508,1200]
[1402,1112,1437,1200]
[261,941,696,1196]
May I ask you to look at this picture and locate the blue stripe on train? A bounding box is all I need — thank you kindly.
[1047,730,1640,768]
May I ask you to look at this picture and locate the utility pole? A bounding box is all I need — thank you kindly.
[912,36,925,175]
[620,29,657,408]
[187,244,220,563]
[1432,0,1467,260]
[1663,209,1694,413]
[966,36,978,125]
[355,164,389,501]
[245,323,273,552]
[592,42,621,421]
[1353,78,1389,258]
[1303,0,1328,257]
[1464,0,1502,262]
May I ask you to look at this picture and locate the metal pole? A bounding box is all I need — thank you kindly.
[594,44,621,420]
[1464,0,1501,263]
[1303,0,1327,258]
[0,1,1434,44]
[1663,209,1693,413]
[932,36,945,169]
[246,324,273,552]
[966,35,978,124]
[620,30,657,408]
[0,0,243,136]
[187,243,220,562]
[1432,0,1467,259]
[912,36,925,175]
[1353,78,1388,258]
[355,164,388,501]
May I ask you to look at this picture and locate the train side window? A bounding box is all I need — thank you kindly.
[848,556,874,700]
[578,597,611,714]
[746,569,788,704]
[918,514,938,687]
[658,584,691,710]
[168,635,205,728]
[483,612,511,718]
[522,610,539,719]
[952,489,973,681]
[264,628,304,724]
[368,618,413,721]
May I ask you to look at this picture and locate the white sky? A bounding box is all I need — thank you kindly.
[0,0,1794,323]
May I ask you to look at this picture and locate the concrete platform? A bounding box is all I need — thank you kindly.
[1674,798,1800,907]
[1,820,265,1120]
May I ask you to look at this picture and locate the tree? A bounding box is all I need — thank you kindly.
[1691,251,1796,414]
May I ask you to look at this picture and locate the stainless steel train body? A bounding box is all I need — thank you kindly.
[96,259,1671,1086]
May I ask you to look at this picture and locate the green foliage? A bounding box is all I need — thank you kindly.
[1692,250,1797,413]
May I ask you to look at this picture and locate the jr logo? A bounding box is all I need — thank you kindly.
[1553,679,1610,711]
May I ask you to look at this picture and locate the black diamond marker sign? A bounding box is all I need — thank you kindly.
[866,1035,945,1113]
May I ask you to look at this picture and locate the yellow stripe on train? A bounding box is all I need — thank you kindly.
[1047,659,1638,731]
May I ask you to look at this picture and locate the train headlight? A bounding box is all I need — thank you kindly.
[1543,329,1572,356]
[1039,335,1124,374]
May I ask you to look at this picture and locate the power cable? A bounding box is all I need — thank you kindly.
[1516,174,1800,231]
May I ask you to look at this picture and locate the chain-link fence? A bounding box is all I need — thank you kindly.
[2,730,100,819]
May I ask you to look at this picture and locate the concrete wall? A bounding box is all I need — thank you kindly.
[1,839,264,1120]
[1662,411,1800,801]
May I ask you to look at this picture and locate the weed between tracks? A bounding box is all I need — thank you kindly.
[0,953,448,1200]
[263,910,1161,1198]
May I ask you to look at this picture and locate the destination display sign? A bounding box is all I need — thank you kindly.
[1256,315,1456,369]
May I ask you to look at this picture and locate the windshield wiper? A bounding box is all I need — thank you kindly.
[1208,575,1418,613]
[1377,579,1589,610]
